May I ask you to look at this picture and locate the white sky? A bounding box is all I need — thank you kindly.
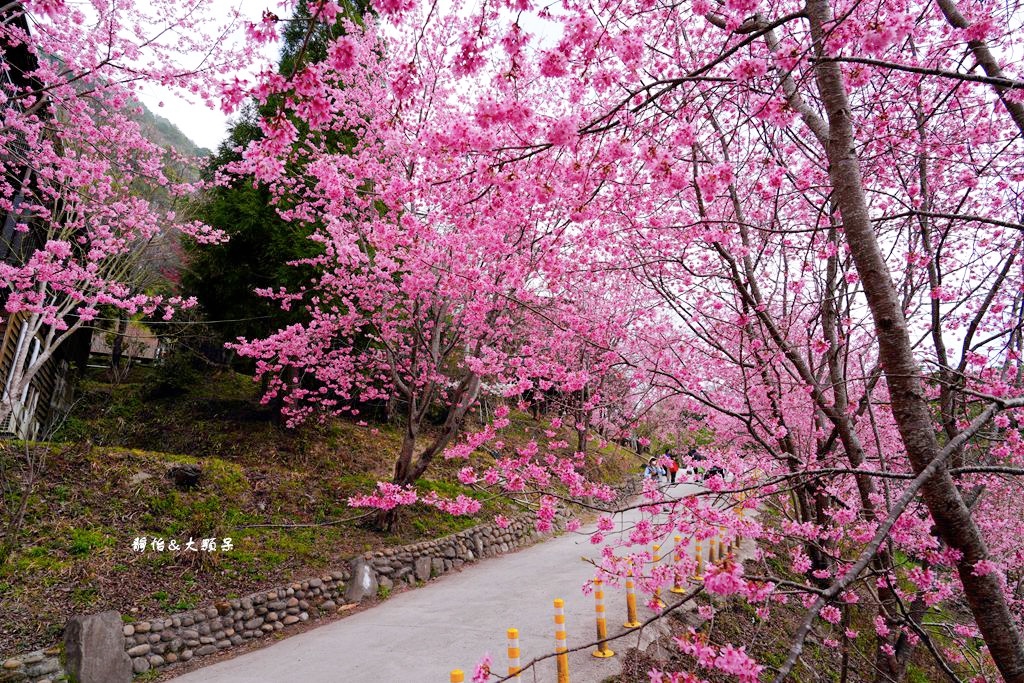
[134,88,234,152]
[130,0,562,152]
[131,0,281,151]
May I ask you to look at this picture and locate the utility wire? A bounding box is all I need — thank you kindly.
[85,315,277,326]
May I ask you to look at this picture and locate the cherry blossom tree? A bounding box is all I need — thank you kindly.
[233,0,1024,677]
[0,0,263,431]
[225,5,688,531]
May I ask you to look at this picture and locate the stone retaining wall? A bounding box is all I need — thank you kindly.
[120,569,351,677]
[0,648,62,683]
[1,477,639,682]
[368,513,539,592]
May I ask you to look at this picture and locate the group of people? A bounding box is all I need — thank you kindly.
[643,450,685,484]
[643,447,721,484]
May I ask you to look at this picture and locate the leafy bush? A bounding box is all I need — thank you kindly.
[147,349,203,399]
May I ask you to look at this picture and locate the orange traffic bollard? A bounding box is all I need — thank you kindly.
[670,535,687,594]
[652,545,665,609]
[592,579,615,658]
[507,627,521,680]
[623,571,641,628]
[554,598,570,683]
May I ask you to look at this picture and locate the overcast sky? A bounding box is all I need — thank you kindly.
[135,88,236,152]
[132,0,562,152]
[131,0,280,151]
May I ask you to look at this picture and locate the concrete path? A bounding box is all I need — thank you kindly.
[173,482,708,683]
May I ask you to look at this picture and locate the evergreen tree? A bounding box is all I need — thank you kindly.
[182,0,367,349]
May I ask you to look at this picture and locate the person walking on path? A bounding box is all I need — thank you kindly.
[687,447,704,479]
[666,452,680,483]
[644,457,665,483]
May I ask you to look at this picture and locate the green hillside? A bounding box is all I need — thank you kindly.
[0,368,639,657]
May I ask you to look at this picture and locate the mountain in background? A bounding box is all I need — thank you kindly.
[134,104,212,160]
[42,49,213,161]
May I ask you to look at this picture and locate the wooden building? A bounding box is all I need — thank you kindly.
[0,5,91,438]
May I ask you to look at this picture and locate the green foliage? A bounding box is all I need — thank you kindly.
[3,545,70,575]
[68,528,111,557]
[376,584,391,600]
[52,415,90,443]
[182,118,321,345]
[414,478,477,499]
[182,0,369,350]
[905,664,930,683]
[691,427,717,447]
[146,348,203,399]
[150,590,197,612]
[71,585,99,607]
[278,0,371,77]
[138,457,252,537]
[409,513,478,537]
[336,472,380,492]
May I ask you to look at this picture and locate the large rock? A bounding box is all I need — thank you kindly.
[414,556,432,582]
[167,464,202,490]
[64,611,132,683]
[343,558,378,603]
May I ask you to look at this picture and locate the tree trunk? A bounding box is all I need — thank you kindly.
[376,403,419,531]
[805,0,1024,677]
[0,314,77,434]
[576,388,590,455]
[109,317,128,382]
[375,373,482,532]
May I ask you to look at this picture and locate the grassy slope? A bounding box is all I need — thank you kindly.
[0,369,639,656]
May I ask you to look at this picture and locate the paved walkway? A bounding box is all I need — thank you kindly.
[173,482,708,683]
